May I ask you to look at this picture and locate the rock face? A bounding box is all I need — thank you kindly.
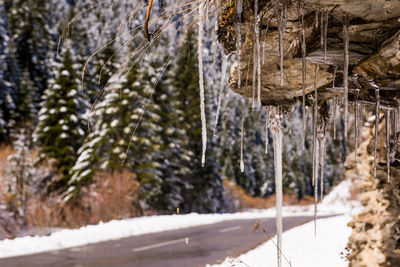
[217,0,400,106]
[217,0,400,265]
[347,113,400,266]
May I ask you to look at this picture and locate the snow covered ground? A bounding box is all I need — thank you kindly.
[210,215,352,267]
[211,178,360,267]
[0,178,359,259]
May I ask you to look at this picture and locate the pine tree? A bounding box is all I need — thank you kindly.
[34,41,87,187]
[10,70,37,130]
[69,49,163,206]
[0,1,18,142]
[6,0,53,97]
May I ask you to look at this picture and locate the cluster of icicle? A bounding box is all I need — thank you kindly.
[197,1,398,267]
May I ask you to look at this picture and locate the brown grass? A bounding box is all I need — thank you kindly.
[224,180,313,211]
[26,171,140,228]
[0,145,14,177]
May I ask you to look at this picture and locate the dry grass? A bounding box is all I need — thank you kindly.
[224,180,313,211]
[26,171,140,228]
[0,145,14,177]
[0,145,15,207]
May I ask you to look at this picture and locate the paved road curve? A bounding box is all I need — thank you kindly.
[0,216,320,267]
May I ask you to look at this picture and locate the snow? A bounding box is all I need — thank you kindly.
[212,178,360,267]
[0,179,359,259]
[211,215,352,267]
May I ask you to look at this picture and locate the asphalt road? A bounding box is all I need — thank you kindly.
[0,216,320,267]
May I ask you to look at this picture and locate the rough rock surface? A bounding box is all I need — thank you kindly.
[347,112,400,266]
[217,0,400,106]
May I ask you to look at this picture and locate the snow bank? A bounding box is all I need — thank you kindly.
[211,178,360,267]
[0,178,358,258]
[211,215,352,267]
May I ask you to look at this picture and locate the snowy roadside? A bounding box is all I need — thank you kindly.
[210,215,352,267]
[0,178,359,259]
[211,178,361,267]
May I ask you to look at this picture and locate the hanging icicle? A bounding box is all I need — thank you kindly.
[312,64,319,187]
[236,0,243,89]
[360,103,364,133]
[386,110,391,182]
[278,0,286,86]
[319,130,326,200]
[374,87,380,178]
[255,0,261,105]
[262,41,266,65]
[320,9,324,48]
[343,16,349,143]
[265,106,270,154]
[240,101,245,173]
[314,10,319,28]
[333,97,337,140]
[301,4,307,134]
[355,89,360,163]
[314,127,320,238]
[213,54,228,134]
[332,66,337,140]
[205,0,209,27]
[270,106,283,267]
[317,114,327,201]
[198,2,207,167]
[323,10,329,60]
[395,106,399,139]
[252,45,257,109]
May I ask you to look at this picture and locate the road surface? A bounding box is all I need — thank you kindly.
[0,215,322,267]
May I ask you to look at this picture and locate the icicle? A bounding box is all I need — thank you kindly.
[360,103,364,130]
[252,45,257,109]
[320,10,324,48]
[355,89,360,163]
[323,10,329,60]
[213,55,228,134]
[240,102,245,173]
[314,129,319,238]
[386,109,391,182]
[301,6,307,134]
[395,107,398,136]
[333,97,337,140]
[314,10,319,28]
[312,64,319,187]
[198,2,207,167]
[270,106,283,267]
[332,66,337,140]
[254,0,261,105]
[262,41,266,65]
[205,0,209,27]
[265,106,269,154]
[343,16,349,143]
[374,88,380,178]
[236,0,243,89]
[319,133,326,200]
[278,0,285,86]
